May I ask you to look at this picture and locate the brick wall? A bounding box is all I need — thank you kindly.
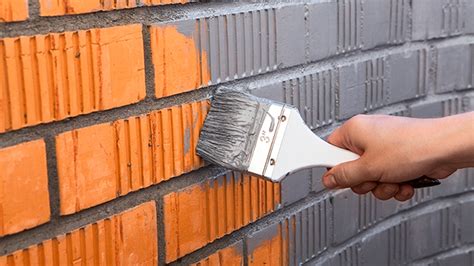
[0,0,473,265]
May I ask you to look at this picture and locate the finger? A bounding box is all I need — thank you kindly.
[352,181,378,195]
[322,158,374,189]
[371,183,400,200]
[394,184,415,202]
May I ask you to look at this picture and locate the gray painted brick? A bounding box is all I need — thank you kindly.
[408,207,461,260]
[332,190,359,244]
[337,62,367,119]
[330,243,361,266]
[412,0,466,40]
[362,0,409,48]
[429,252,473,266]
[287,197,332,265]
[360,230,389,266]
[410,97,462,118]
[307,1,338,61]
[276,5,306,68]
[388,49,428,103]
[408,211,442,260]
[436,44,473,93]
[281,169,312,206]
[460,200,474,244]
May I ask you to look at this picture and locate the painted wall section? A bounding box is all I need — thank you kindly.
[0,139,50,236]
[0,0,28,22]
[56,101,209,215]
[0,202,157,265]
[39,0,191,16]
[0,24,145,133]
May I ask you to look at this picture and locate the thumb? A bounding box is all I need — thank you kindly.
[322,158,373,189]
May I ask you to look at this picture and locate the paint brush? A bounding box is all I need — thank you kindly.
[197,87,440,188]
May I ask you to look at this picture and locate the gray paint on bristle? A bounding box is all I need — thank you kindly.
[196,87,273,172]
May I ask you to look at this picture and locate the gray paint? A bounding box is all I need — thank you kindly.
[276,5,306,68]
[281,169,311,206]
[332,190,359,244]
[307,1,338,61]
[337,62,367,119]
[436,44,473,93]
[460,200,474,244]
[196,88,273,172]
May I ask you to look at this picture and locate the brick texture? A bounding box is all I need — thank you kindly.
[56,101,209,214]
[0,201,157,265]
[0,1,473,265]
[190,241,243,266]
[0,24,145,133]
[39,0,192,16]
[164,171,280,262]
[0,140,50,236]
[0,0,28,22]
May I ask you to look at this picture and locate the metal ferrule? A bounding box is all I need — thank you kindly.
[247,104,293,179]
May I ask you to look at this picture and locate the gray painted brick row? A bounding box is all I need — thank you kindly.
[410,97,463,118]
[434,43,474,93]
[412,0,474,41]
[427,250,474,266]
[166,0,469,93]
[252,47,429,123]
[307,199,474,265]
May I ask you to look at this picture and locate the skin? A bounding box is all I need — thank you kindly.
[322,112,474,201]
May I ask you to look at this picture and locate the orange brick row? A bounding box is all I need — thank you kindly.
[56,101,209,215]
[190,241,243,266]
[0,201,157,265]
[0,140,50,237]
[0,24,145,133]
[164,171,281,262]
[0,0,28,22]
[39,0,191,16]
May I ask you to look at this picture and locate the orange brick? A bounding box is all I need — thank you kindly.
[164,172,281,263]
[150,23,211,98]
[0,201,158,265]
[247,222,289,266]
[0,0,28,22]
[190,242,243,266]
[0,140,50,236]
[0,24,145,133]
[39,0,190,16]
[56,101,209,215]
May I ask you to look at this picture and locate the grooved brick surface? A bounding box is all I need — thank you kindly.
[164,172,280,262]
[190,241,243,266]
[246,222,288,265]
[56,101,209,215]
[39,0,191,16]
[0,201,157,265]
[150,23,211,98]
[0,24,145,133]
[0,0,28,22]
[0,140,50,236]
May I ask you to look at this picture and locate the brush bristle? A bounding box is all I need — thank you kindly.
[197,87,272,171]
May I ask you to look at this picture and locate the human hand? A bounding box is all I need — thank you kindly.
[321,114,467,201]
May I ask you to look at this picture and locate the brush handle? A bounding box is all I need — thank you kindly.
[270,109,440,189]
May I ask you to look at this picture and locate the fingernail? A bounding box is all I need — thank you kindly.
[323,175,337,189]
